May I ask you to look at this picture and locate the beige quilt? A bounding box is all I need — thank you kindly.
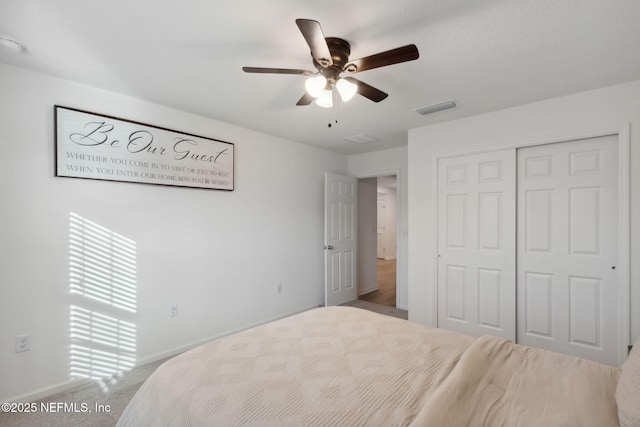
[411,335,619,427]
[117,307,620,426]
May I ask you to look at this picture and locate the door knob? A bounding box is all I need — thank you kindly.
[325,245,334,250]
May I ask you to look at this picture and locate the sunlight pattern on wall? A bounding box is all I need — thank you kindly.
[70,306,136,379]
[69,213,137,312]
[68,213,137,387]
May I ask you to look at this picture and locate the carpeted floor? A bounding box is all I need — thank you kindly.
[0,357,168,427]
[0,301,407,426]
[341,298,408,319]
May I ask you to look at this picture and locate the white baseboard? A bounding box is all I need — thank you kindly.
[137,304,320,366]
[7,378,90,404]
[6,304,321,404]
[358,287,378,296]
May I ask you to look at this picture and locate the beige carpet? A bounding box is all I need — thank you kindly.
[341,298,408,319]
[0,301,407,426]
[0,357,168,427]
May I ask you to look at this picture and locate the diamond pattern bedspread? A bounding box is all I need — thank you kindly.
[117,306,474,426]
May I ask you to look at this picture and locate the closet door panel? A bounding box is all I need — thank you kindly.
[437,149,516,340]
[517,136,619,366]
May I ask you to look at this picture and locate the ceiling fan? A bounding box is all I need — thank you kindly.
[243,19,419,108]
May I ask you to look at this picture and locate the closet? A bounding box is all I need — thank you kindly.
[437,135,621,365]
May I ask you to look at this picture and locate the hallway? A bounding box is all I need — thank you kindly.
[359,259,396,307]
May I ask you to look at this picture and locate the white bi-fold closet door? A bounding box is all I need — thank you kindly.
[437,149,516,341]
[517,136,618,365]
[437,135,620,365]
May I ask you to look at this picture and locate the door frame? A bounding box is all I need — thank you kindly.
[356,170,402,309]
[432,124,630,365]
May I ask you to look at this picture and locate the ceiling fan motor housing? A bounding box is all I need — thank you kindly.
[313,37,353,83]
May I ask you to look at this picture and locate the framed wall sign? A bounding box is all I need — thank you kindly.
[55,106,234,191]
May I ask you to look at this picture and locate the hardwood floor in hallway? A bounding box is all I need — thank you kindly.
[359,258,396,307]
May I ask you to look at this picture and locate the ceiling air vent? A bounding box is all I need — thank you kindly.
[343,134,379,144]
[414,99,457,116]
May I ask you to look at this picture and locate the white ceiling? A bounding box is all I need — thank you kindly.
[2,0,640,155]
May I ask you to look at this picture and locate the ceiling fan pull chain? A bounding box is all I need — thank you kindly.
[328,90,340,128]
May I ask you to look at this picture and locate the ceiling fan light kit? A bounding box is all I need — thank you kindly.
[316,87,334,108]
[243,19,419,108]
[305,75,327,98]
[304,76,357,108]
[335,78,357,102]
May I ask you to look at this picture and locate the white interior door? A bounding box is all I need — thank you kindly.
[437,149,516,340]
[325,173,357,306]
[517,136,619,365]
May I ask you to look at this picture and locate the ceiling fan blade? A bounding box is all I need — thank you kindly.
[296,93,315,106]
[344,44,419,73]
[295,19,333,67]
[344,77,388,102]
[242,66,313,75]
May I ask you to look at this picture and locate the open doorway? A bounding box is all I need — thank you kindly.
[357,175,397,308]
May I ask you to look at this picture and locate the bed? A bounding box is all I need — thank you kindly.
[117,306,640,427]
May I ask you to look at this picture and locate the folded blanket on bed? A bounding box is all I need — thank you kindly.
[410,335,620,427]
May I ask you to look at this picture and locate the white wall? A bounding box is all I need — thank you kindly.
[0,63,348,401]
[408,80,640,346]
[358,178,378,294]
[348,147,408,309]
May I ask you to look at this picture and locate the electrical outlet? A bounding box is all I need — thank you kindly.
[15,334,31,353]
[277,283,283,293]
[170,304,178,318]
